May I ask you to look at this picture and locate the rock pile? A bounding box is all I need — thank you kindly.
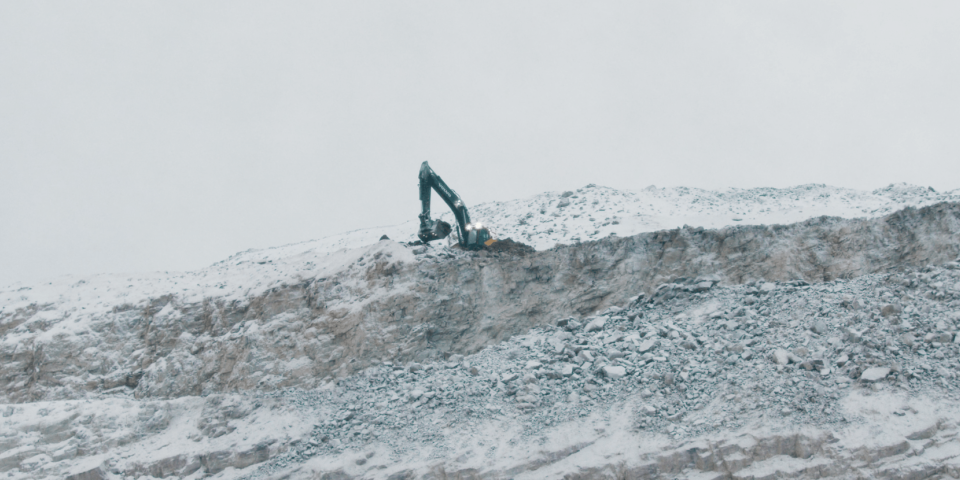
[4,203,958,406]
[240,259,960,478]
[2,260,959,478]
[2,201,960,478]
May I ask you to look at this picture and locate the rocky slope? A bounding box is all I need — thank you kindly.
[3,202,958,405]
[3,251,960,479]
[1,184,959,478]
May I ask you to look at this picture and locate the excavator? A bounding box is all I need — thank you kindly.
[417,161,496,250]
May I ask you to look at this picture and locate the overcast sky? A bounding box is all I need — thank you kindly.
[2,1,959,286]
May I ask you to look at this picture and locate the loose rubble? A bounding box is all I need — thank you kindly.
[1,195,960,478]
[222,259,960,478]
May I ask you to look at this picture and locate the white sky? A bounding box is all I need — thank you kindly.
[2,1,959,286]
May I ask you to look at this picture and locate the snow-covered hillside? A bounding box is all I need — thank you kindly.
[3,183,955,338]
[260,182,960,255]
[1,183,960,479]
[4,248,960,479]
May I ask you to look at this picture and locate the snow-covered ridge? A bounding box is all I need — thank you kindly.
[5,258,960,479]
[0,241,415,333]
[221,182,960,256]
[473,182,959,250]
[1,183,960,479]
[2,182,955,332]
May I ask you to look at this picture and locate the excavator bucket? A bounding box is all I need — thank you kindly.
[418,219,452,243]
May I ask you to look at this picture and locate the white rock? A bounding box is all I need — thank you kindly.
[604,333,625,345]
[637,340,658,353]
[860,367,891,382]
[694,281,713,292]
[501,373,519,383]
[548,331,574,351]
[641,405,657,416]
[561,364,574,377]
[585,317,606,333]
[772,349,790,365]
[525,360,542,369]
[602,366,626,379]
[516,394,538,404]
[836,354,849,366]
[577,350,595,363]
[811,320,827,335]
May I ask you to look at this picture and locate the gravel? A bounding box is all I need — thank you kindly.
[242,260,960,478]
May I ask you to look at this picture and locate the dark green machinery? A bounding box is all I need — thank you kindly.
[417,161,495,250]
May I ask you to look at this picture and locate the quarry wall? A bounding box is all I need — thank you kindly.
[1,202,958,403]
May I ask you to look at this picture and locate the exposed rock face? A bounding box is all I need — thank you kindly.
[2,200,960,478]
[1,203,959,403]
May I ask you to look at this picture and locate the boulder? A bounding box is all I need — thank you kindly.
[860,367,891,382]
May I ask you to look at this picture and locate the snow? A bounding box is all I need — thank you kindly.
[1,182,960,478]
[0,239,415,346]
[2,182,955,319]
[281,182,960,253]
[2,181,949,362]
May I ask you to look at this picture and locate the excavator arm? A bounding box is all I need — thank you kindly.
[417,161,492,249]
[418,161,471,244]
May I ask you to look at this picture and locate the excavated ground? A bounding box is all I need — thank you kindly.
[4,203,958,403]
[1,202,959,478]
[241,259,960,479]
[5,257,960,479]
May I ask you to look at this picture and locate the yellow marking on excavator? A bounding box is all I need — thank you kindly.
[484,239,497,246]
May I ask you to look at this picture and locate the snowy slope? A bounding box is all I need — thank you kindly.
[2,182,956,343]
[4,259,960,479]
[3,183,955,321]
[250,182,960,255]
[479,182,960,249]
[0,240,416,336]
[1,182,959,479]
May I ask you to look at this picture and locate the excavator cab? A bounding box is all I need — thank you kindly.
[464,222,495,248]
[417,161,496,250]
